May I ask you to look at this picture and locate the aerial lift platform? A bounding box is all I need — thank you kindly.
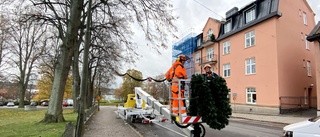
[117,79,206,137]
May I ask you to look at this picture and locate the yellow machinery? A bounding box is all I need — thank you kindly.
[124,94,146,108]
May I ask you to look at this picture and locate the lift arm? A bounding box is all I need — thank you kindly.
[135,87,171,120]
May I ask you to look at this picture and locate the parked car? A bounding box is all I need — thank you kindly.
[0,102,3,106]
[41,101,49,106]
[30,102,37,106]
[283,116,320,137]
[62,101,68,107]
[66,99,73,106]
[7,102,14,107]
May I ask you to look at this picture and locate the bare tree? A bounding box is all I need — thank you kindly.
[24,0,177,123]
[143,74,170,102]
[0,16,9,69]
[6,4,49,108]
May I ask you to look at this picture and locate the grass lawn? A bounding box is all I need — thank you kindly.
[98,100,124,106]
[0,108,77,137]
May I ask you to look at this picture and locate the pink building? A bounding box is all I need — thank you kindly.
[307,21,320,116]
[194,0,317,114]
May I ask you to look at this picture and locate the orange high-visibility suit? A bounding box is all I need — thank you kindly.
[168,60,188,115]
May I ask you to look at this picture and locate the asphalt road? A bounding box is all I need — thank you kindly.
[132,118,286,137]
[203,118,285,137]
[131,119,188,137]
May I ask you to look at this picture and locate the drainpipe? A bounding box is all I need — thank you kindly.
[200,48,203,74]
[218,41,220,76]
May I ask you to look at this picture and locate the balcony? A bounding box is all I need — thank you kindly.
[195,54,217,65]
[195,34,216,50]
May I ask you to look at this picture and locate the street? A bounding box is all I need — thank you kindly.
[132,117,286,137]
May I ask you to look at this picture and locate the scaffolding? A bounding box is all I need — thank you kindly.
[172,32,197,78]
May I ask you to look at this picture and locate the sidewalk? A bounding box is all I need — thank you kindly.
[83,106,316,137]
[83,106,141,137]
[231,111,313,125]
[235,108,318,124]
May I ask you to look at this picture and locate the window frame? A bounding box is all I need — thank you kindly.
[307,61,311,76]
[245,58,256,75]
[195,53,200,63]
[303,12,307,25]
[223,40,231,55]
[305,35,309,50]
[197,38,201,47]
[224,20,232,33]
[207,29,213,41]
[246,87,256,104]
[223,63,231,77]
[245,7,256,23]
[206,47,214,61]
[245,30,255,48]
[304,89,308,105]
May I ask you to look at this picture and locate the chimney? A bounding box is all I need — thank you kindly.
[226,7,238,19]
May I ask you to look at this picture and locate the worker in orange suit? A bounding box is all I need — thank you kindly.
[166,54,188,116]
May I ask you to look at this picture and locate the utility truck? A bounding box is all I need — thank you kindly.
[117,79,206,137]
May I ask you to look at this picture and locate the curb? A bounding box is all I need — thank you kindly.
[230,116,291,125]
[114,110,144,137]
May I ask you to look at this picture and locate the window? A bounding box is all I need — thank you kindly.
[245,58,256,75]
[303,12,307,25]
[305,35,309,50]
[197,38,201,47]
[223,40,230,54]
[245,30,255,48]
[245,8,256,23]
[207,29,213,41]
[224,21,231,33]
[246,87,256,104]
[195,53,200,63]
[223,64,230,77]
[304,89,307,105]
[307,61,311,76]
[206,47,214,61]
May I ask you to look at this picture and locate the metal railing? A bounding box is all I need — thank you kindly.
[279,96,317,114]
[195,54,217,65]
[85,105,98,123]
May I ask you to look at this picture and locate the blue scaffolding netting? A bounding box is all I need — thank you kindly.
[172,32,197,78]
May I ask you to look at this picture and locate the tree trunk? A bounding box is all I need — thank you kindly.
[86,77,94,109]
[41,0,84,123]
[18,83,26,108]
[72,43,80,113]
[42,43,72,123]
[86,69,93,109]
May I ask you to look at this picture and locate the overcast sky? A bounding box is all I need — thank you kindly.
[114,0,320,88]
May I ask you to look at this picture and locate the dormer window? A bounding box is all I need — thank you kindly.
[197,38,201,47]
[207,29,213,41]
[245,7,256,23]
[224,21,232,33]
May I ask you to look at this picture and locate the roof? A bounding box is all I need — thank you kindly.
[217,0,281,41]
[202,17,221,31]
[307,21,320,42]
